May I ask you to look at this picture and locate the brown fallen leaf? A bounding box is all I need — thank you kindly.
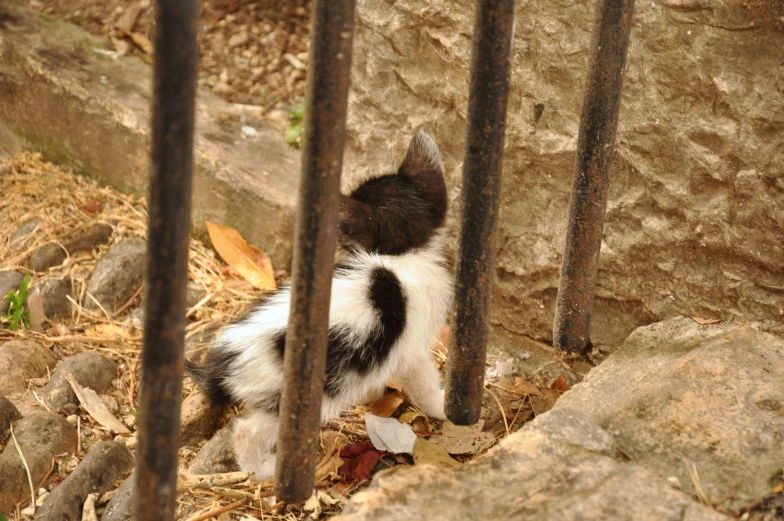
[81,198,104,215]
[67,376,130,434]
[495,376,516,392]
[398,411,425,424]
[128,32,153,54]
[549,374,570,393]
[772,482,784,494]
[369,390,404,418]
[692,317,722,325]
[315,432,345,483]
[413,438,460,469]
[205,221,276,291]
[514,377,542,397]
[114,3,142,33]
[429,420,495,455]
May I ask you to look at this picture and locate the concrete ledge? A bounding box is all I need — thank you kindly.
[0,0,299,269]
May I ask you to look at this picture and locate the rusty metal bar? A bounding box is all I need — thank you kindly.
[134,0,199,519]
[445,0,516,426]
[553,0,635,353]
[276,0,356,504]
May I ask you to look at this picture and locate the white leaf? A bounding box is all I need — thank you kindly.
[365,413,417,454]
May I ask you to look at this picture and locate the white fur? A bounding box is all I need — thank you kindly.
[212,230,453,478]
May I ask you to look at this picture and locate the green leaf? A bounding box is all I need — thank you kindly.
[285,121,303,146]
[288,101,306,122]
[5,272,31,331]
[0,512,8,521]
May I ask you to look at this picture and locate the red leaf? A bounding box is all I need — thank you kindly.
[81,198,104,215]
[338,443,385,481]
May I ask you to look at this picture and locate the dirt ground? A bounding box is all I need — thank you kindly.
[33,0,310,115]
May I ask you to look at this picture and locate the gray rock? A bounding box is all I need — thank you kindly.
[100,471,135,521]
[26,276,71,321]
[30,222,115,273]
[186,282,207,309]
[66,222,114,255]
[343,0,784,348]
[37,441,134,521]
[30,243,67,272]
[0,340,58,395]
[0,411,77,512]
[180,391,221,447]
[552,317,784,510]
[337,318,781,519]
[85,239,146,312]
[44,352,118,411]
[9,217,42,248]
[188,424,239,474]
[0,270,23,314]
[337,429,729,521]
[0,396,21,442]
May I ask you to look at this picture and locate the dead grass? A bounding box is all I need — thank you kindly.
[0,153,556,520]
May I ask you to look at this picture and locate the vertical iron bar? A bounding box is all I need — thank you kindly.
[445,0,516,426]
[135,0,198,519]
[276,0,356,504]
[553,0,635,353]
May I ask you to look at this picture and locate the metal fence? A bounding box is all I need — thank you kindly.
[135,0,635,514]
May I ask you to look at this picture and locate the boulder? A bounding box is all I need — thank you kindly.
[84,239,146,312]
[0,340,57,395]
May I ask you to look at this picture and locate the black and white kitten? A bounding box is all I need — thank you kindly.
[185,130,453,478]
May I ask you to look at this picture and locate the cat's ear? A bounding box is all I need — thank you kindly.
[398,130,444,180]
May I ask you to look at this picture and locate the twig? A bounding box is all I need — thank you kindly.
[114,284,144,317]
[35,456,57,490]
[485,387,510,437]
[86,293,112,322]
[10,423,36,514]
[186,498,251,521]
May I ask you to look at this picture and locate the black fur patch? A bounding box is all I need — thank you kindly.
[338,132,447,256]
[184,345,239,409]
[273,267,407,399]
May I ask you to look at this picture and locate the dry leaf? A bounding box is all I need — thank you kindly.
[85,324,131,340]
[81,198,104,215]
[128,32,153,54]
[495,376,515,392]
[205,221,276,291]
[338,443,385,482]
[413,438,461,469]
[67,376,130,434]
[82,493,99,521]
[772,482,784,494]
[429,420,495,455]
[369,390,404,418]
[365,413,417,454]
[114,3,142,33]
[514,377,542,397]
[398,411,425,424]
[692,317,722,325]
[315,432,345,483]
[487,357,515,378]
[549,375,570,393]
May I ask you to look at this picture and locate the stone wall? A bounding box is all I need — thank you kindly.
[342,0,784,348]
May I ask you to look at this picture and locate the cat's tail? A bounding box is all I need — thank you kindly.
[184,357,233,409]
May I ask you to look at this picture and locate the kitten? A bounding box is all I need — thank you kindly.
[185,130,453,478]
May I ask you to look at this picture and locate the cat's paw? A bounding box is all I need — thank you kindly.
[420,389,446,420]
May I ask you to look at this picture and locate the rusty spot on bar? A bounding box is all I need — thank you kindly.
[444,0,515,426]
[275,0,356,504]
[134,0,199,519]
[553,0,636,353]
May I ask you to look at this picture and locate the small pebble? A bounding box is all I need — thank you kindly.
[21,506,35,516]
[114,434,125,443]
[66,414,78,426]
[125,436,137,449]
[123,414,137,429]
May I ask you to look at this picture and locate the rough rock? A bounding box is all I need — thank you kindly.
[44,352,118,411]
[344,0,784,348]
[187,424,239,474]
[9,217,42,248]
[100,472,135,521]
[84,239,146,312]
[0,340,58,395]
[66,222,115,255]
[552,317,784,510]
[337,317,782,519]
[0,270,23,314]
[30,243,67,272]
[337,421,729,521]
[37,440,134,521]
[180,392,221,447]
[0,396,21,441]
[0,411,77,512]
[30,222,116,273]
[186,282,207,309]
[26,276,72,321]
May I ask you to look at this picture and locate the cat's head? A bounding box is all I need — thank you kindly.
[339,130,447,255]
